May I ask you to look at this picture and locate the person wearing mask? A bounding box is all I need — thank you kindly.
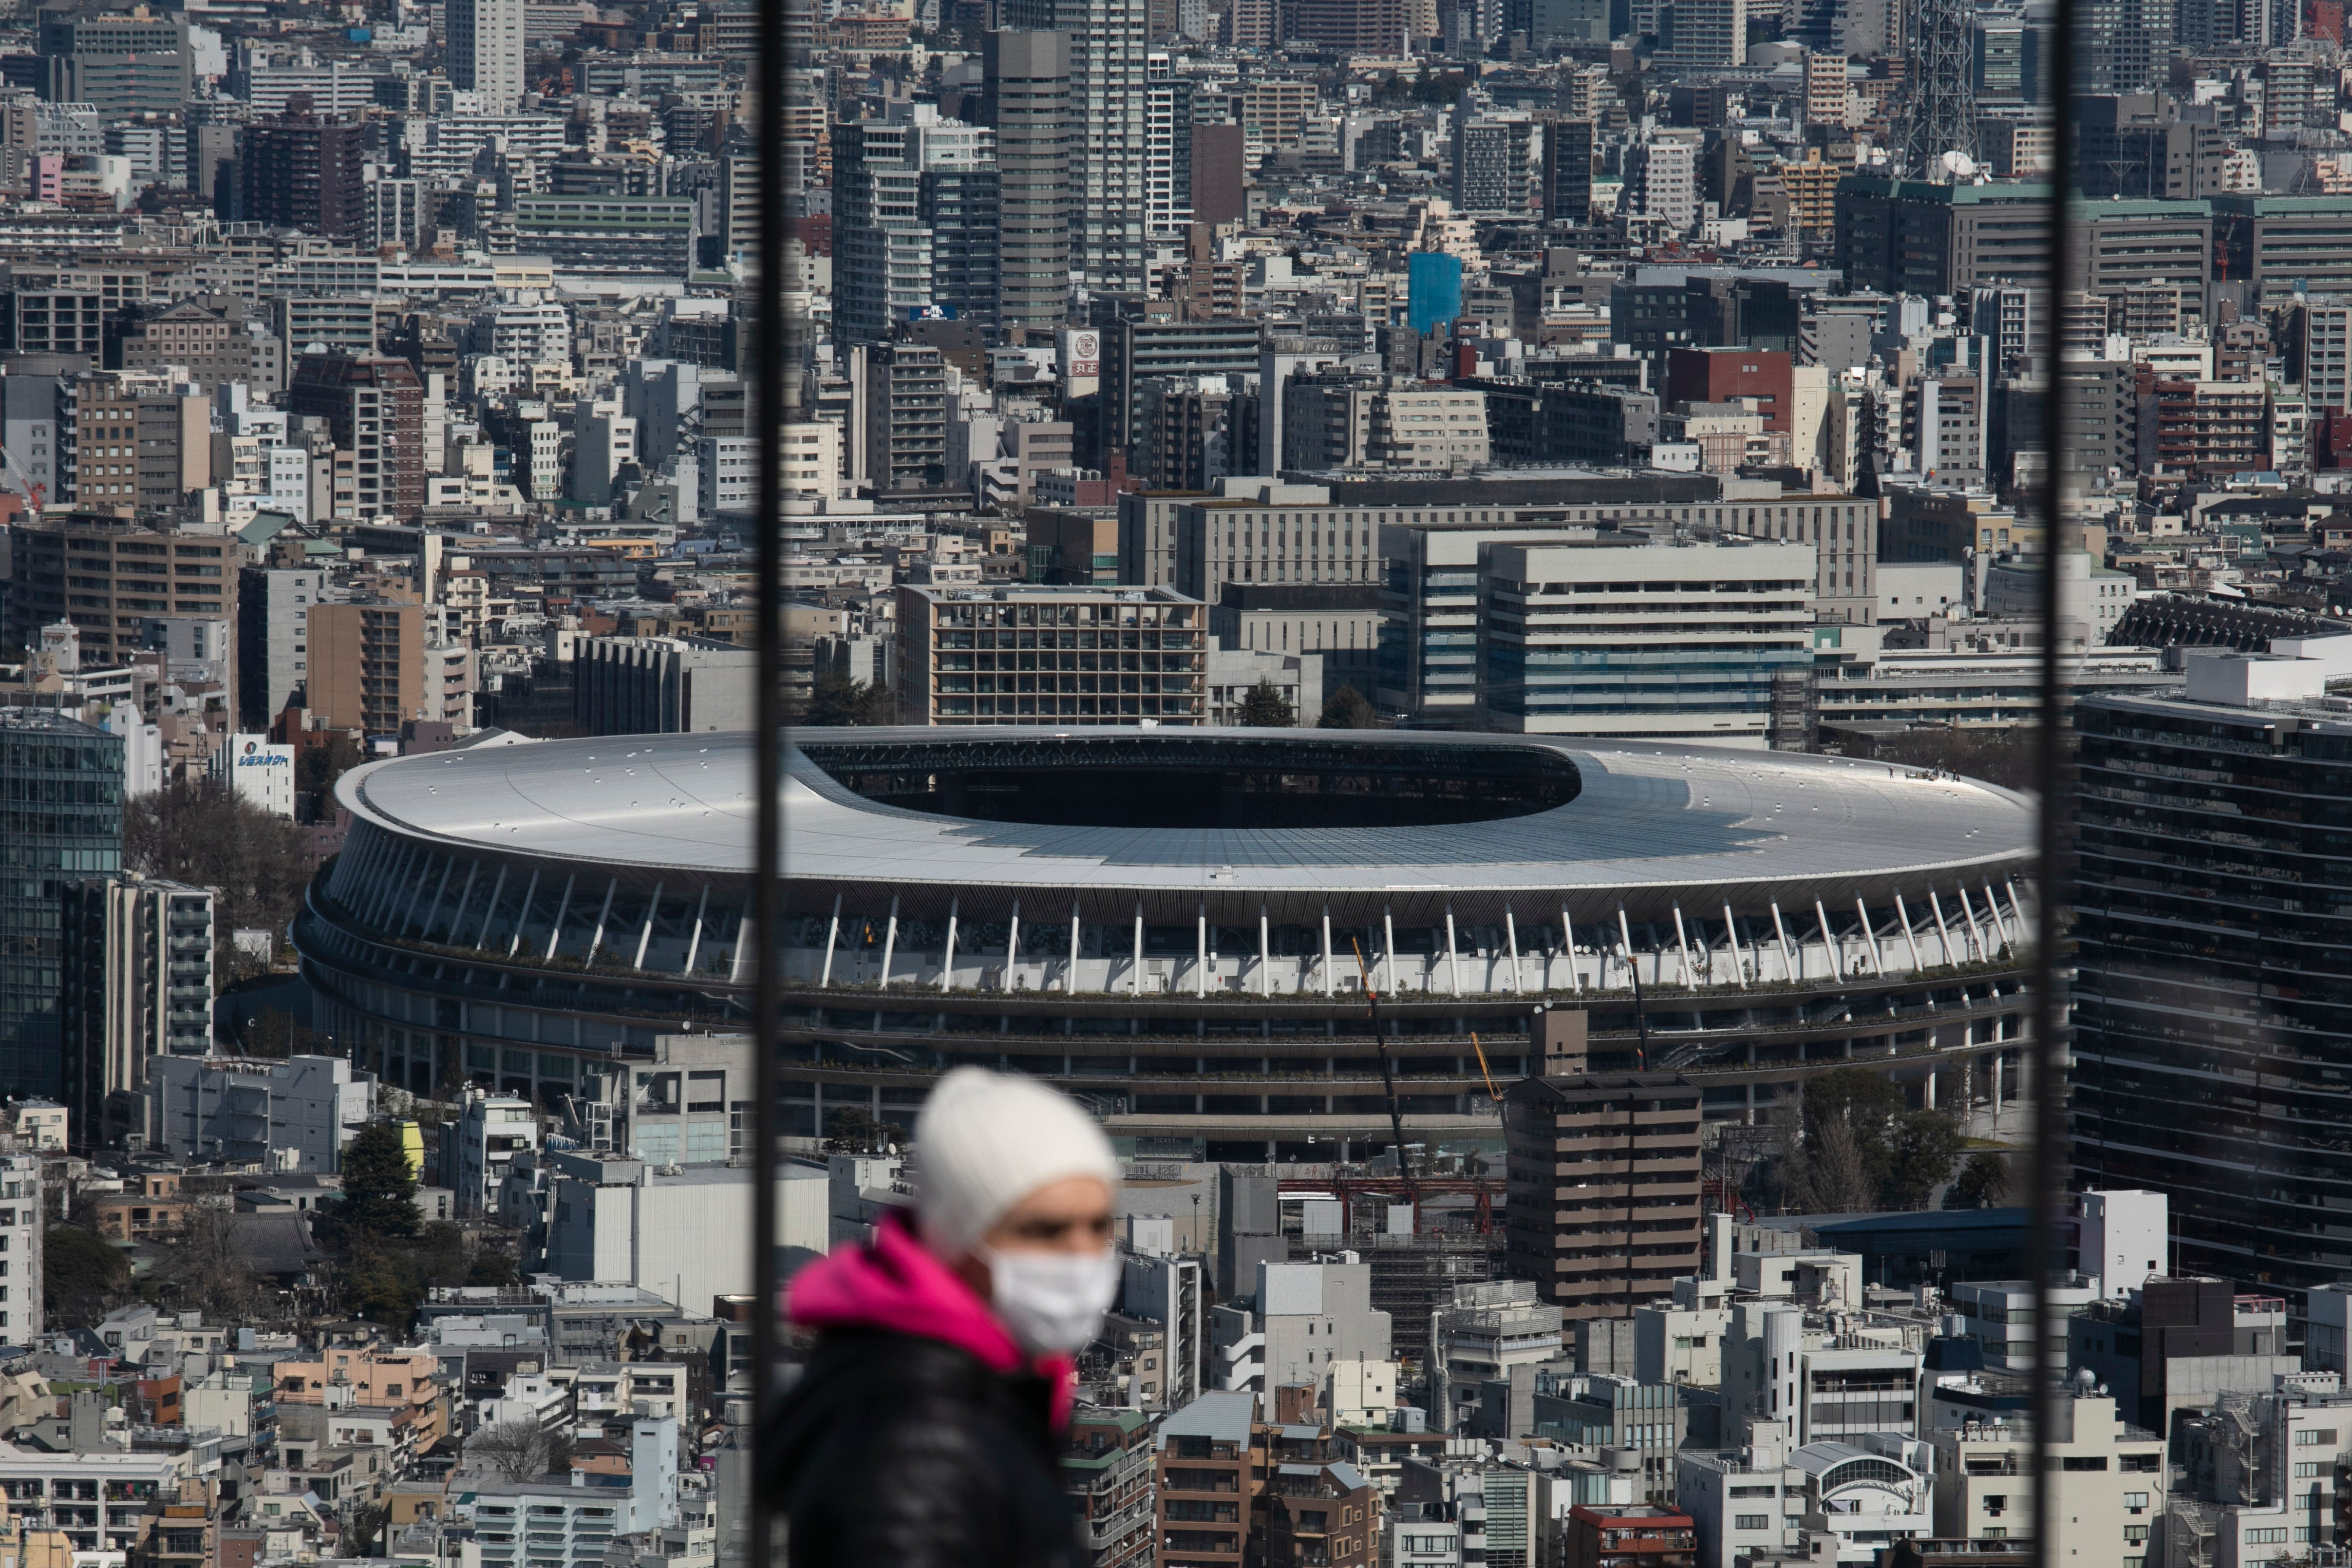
[775,1068,1121,1567]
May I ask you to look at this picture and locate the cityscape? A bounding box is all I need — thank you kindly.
[0,0,2336,1561]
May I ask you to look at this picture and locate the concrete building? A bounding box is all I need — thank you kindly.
[1211,1256,1392,1417]
[473,1417,679,1557]
[0,1156,43,1341]
[445,0,525,109]
[285,353,423,520]
[1719,1298,1926,1448]
[1430,1282,1565,1433]
[1677,1433,1809,1568]
[1209,584,1380,693]
[1834,179,2052,299]
[446,1090,540,1216]
[210,732,297,817]
[63,370,210,512]
[572,636,754,735]
[2069,1278,2296,1438]
[1153,1393,1258,1565]
[1000,0,1145,294]
[980,30,1073,336]
[1931,1394,2163,1559]
[307,601,427,737]
[143,1054,375,1172]
[1122,1251,1205,1409]
[895,583,1208,726]
[540,1152,828,1310]
[1379,526,1814,742]
[1636,1273,1733,1390]
[58,878,213,1152]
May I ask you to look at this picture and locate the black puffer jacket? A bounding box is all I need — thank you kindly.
[773,1327,1085,1568]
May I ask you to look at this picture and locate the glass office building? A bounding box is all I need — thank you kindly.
[2073,688,2352,1318]
[0,711,123,1098]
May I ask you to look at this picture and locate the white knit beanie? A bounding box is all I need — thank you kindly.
[914,1067,1121,1259]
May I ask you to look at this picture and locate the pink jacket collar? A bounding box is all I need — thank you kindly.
[787,1209,1077,1427]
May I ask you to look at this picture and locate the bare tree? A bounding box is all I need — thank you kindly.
[159,1196,266,1323]
[1785,1118,1875,1214]
[467,1420,575,1482]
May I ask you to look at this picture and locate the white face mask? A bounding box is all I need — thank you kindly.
[984,1246,1121,1357]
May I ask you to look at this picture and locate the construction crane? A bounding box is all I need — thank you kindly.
[1349,937,1419,1231]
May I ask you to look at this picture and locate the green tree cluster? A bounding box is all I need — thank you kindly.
[798,675,895,726]
[1235,678,1296,727]
[45,1225,132,1325]
[1317,684,1377,729]
[324,1120,515,1327]
[1944,1152,2012,1209]
[1779,1068,1965,1212]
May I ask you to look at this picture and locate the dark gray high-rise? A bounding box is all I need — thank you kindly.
[981,30,1073,336]
[1000,0,1146,292]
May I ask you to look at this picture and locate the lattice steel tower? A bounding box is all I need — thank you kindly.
[1896,0,1978,176]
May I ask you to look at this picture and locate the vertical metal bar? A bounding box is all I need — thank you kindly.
[684,883,711,975]
[1257,904,1269,997]
[1564,907,1580,995]
[1069,902,1082,990]
[508,867,540,957]
[1671,904,1697,991]
[1137,903,1148,997]
[633,882,665,971]
[1927,889,1958,969]
[475,865,508,950]
[2030,16,2076,1545]
[543,873,573,962]
[1893,890,1925,974]
[729,892,754,984]
[939,897,959,993]
[1006,901,1021,991]
[1444,905,1461,997]
[876,894,899,989]
[1320,906,1333,998]
[1722,903,1748,990]
[1854,897,1882,976]
[1381,907,1396,994]
[446,860,479,943]
[1770,900,1795,981]
[1956,884,1988,963]
[816,892,840,986]
[585,877,618,965]
[1504,908,1520,995]
[750,0,787,1530]
[401,850,442,935]
[1197,904,1208,998]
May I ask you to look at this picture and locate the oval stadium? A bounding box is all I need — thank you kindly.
[294,726,2037,1165]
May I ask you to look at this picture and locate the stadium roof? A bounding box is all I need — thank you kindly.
[338,727,2032,925]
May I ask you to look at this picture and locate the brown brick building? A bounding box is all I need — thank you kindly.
[307,600,428,737]
[239,105,365,241]
[1154,1391,1259,1568]
[285,354,424,522]
[1503,1009,1704,1320]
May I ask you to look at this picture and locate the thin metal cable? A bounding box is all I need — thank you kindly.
[750,0,788,1560]
[2031,0,2078,1558]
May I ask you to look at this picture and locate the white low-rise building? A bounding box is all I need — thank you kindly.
[1791,1437,1934,1563]
[540,1153,828,1311]
[1933,1394,2164,1567]
[447,1090,541,1216]
[1676,1428,1808,1568]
